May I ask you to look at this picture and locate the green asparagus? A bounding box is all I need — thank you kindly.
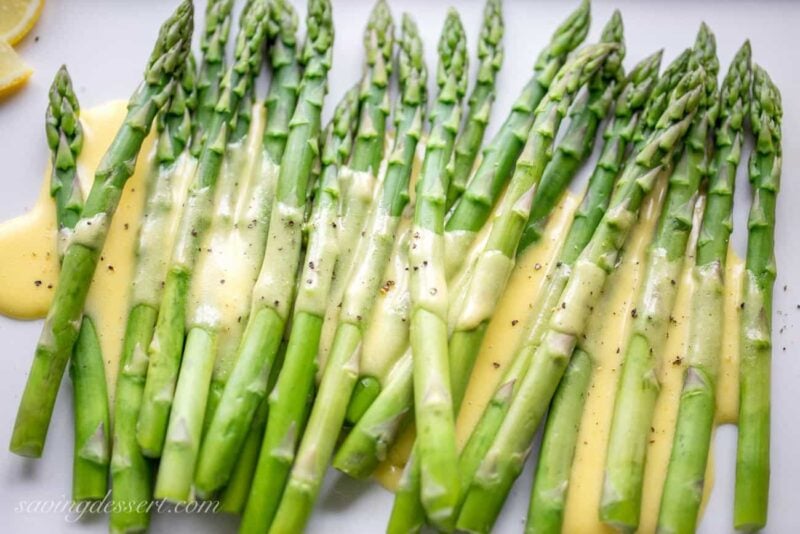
[456,63,706,534]
[332,0,594,488]
[110,5,222,532]
[659,40,751,534]
[525,50,664,534]
[734,63,782,531]
[10,0,193,461]
[404,9,469,529]
[195,0,332,497]
[45,66,111,503]
[135,0,250,459]
[600,25,720,530]
[151,0,271,502]
[239,85,360,534]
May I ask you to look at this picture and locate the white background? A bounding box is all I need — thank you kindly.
[1,0,799,532]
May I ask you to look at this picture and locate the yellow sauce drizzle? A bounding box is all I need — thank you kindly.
[0,101,155,395]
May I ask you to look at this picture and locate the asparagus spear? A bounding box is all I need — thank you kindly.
[269,13,434,534]
[444,0,503,210]
[45,67,111,502]
[450,18,622,434]
[194,0,332,497]
[403,10,469,529]
[201,0,303,436]
[109,6,224,532]
[444,0,590,260]
[151,0,271,502]
[524,51,663,534]
[600,26,720,530]
[341,0,501,432]
[239,85,359,534]
[734,63,782,531]
[332,0,593,483]
[9,0,193,459]
[659,40,751,534]
[136,0,266,460]
[455,63,706,534]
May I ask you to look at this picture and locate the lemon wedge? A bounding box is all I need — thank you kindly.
[0,40,33,97]
[0,0,44,45]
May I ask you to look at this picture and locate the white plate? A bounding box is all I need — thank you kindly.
[1,1,798,532]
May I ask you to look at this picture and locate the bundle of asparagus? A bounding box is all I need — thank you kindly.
[8,1,785,533]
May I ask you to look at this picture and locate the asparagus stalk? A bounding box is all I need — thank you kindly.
[444,0,590,256]
[455,63,706,534]
[402,10,469,529]
[47,66,85,242]
[524,51,664,534]
[658,40,751,534]
[450,18,622,432]
[45,67,111,502]
[136,0,267,460]
[195,0,332,497]
[219,340,287,514]
[342,0,501,432]
[444,0,503,210]
[202,0,303,436]
[332,0,593,485]
[269,13,431,534]
[600,26,720,530]
[151,0,273,502]
[9,0,193,459]
[734,63,782,531]
[243,16,419,532]
[109,8,223,533]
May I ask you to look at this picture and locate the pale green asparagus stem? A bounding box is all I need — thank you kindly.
[391,38,618,534]
[404,11,469,529]
[659,40,751,534]
[332,4,594,494]
[600,26,720,530]
[136,0,267,462]
[734,63,782,531]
